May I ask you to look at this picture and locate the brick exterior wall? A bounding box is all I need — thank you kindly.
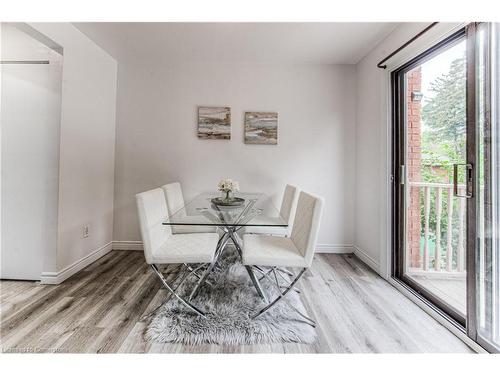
[406,67,422,268]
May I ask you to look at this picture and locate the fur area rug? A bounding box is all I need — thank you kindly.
[145,247,316,345]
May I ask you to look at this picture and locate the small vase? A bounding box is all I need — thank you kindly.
[223,190,233,201]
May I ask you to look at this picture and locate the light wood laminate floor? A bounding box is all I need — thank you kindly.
[0,250,473,353]
[409,275,466,316]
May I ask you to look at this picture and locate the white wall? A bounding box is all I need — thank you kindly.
[113,62,356,250]
[1,24,62,280]
[28,23,118,281]
[354,23,462,276]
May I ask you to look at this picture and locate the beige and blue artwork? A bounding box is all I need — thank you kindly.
[198,106,231,140]
[244,112,278,145]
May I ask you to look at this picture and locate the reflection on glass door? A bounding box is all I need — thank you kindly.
[475,22,500,352]
[398,33,468,323]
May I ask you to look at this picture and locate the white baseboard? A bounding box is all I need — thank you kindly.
[315,244,354,253]
[40,241,113,285]
[353,245,380,273]
[112,240,354,254]
[112,240,143,251]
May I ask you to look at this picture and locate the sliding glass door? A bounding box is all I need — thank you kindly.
[475,22,500,352]
[392,23,500,351]
[393,29,468,325]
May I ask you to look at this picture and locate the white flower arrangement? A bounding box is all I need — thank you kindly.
[217,178,240,193]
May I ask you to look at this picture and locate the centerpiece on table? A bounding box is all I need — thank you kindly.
[211,178,245,206]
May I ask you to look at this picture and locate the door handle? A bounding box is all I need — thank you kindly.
[453,163,473,198]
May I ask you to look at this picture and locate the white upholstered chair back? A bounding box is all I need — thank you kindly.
[279,184,299,227]
[136,188,172,264]
[162,182,187,217]
[290,192,324,267]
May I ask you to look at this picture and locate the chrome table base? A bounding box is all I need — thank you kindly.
[188,226,268,303]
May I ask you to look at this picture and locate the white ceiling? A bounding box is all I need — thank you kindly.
[73,22,398,65]
[1,24,62,62]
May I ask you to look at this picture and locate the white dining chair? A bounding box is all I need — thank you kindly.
[242,191,323,326]
[136,187,220,317]
[162,182,217,234]
[245,184,299,237]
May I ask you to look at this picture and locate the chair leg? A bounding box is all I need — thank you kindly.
[255,266,300,293]
[228,231,268,302]
[252,268,313,325]
[140,266,186,322]
[255,266,274,281]
[269,268,314,326]
[277,267,294,277]
[244,265,268,303]
[183,263,213,287]
[188,234,232,301]
[188,261,219,301]
[150,264,207,318]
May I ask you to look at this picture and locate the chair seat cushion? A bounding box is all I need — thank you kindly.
[242,234,308,268]
[169,215,217,234]
[243,225,288,236]
[243,216,289,236]
[172,224,217,234]
[152,232,219,264]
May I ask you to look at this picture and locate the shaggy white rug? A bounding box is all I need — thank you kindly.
[145,247,317,345]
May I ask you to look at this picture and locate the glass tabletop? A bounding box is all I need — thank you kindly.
[162,192,287,227]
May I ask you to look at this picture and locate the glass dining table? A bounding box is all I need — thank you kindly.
[162,192,288,302]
